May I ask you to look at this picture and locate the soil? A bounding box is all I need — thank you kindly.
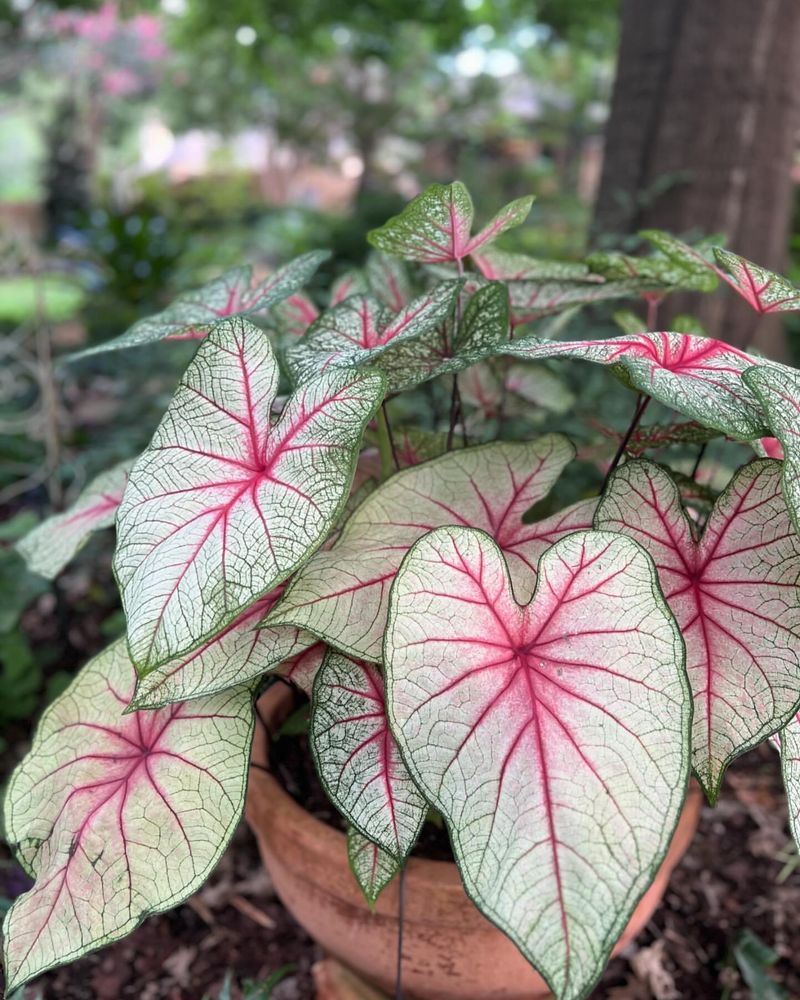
[3,725,799,1000]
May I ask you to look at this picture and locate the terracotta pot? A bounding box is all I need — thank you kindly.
[246,685,703,1000]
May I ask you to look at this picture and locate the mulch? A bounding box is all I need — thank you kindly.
[2,737,798,1000]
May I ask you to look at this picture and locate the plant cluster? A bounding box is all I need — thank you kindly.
[6,182,800,1000]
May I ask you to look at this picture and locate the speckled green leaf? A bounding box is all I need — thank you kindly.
[311,652,426,858]
[347,828,399,906]
[367,182,532,263]
[714,248,800,314]
[70,252,329,358]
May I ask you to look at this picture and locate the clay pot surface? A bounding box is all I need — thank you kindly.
[246,685,703,1000]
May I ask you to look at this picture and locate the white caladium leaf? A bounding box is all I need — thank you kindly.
[596,459,800,801]
[743,364,800,533]
[365,251,413,311]
[130,588,316,709]
[17,460,131,579]
[2,640,254,992]
[347,828,399,907]
[502,332,770,439]
[71,252,329,358]
[367,181,533,264]
[266,436,597,661]
[311,652,426,859]
[274,640,327,696]
[115,317,385,672]
[385,526,690,1000]
[286,283,461,389]
[713,248,800,313]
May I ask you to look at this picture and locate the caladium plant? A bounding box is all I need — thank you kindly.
[9,181,800,1000]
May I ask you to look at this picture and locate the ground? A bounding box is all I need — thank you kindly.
[3,738,798,1000]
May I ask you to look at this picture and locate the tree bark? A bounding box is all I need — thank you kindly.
[593,0,800,353]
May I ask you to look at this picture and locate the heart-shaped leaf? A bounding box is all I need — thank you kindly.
[271,291,320,339]
[472,247,592,282]
[713,248,800,314]
[286,282,461,389]
[130,589,316,709]
[347,828,399,906]
[266,436,597,661]
[346,281,508,392]
[638,230,719,290]
[743,364,800,533]
[311,652,426,859]
[367,181,533,264]
[507,278,650,327]
[587,238,718,293]
[2,640,254,992]
[330,270,367,305]
[70,252,329,359]
[596,459,800,800]
[115,317,385,672]
[503,332,770,438]
[384,526,690,1000]
[365,251,413,311]
[17,460,131,579]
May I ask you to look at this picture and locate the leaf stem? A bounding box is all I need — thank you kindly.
[394,863,406,1000]
[691,441,708,480]
[602,393,652,492]
[376,404,396,480]
[446,258,467,452]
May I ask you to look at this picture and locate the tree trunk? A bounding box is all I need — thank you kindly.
[593,0,800,354]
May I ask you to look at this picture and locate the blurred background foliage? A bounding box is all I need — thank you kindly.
[1,0,800,777]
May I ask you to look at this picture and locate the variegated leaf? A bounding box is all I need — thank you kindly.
[274,640,327,696]
[472,247,591,282]
[286,283,461,389]
[130,588,316,709]
[367,181,532,263]
[331,270,367,306]
[266,436,597,661]
[2,640,254,992]
[503,331,770,439]
[597,459,800,800]
[312,653,426,858]
[713,248,800,314]
[507,277,648,327]
[70,252,329,358]
[743,364,800,533]
[115,317,385,672]
[587,241,717,293]
[347,828,399,906]
[349,281,509,393]
[365,251,413,311]
[17,460,131,579]
[271,292,320,339]
[385,526,690,1000]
